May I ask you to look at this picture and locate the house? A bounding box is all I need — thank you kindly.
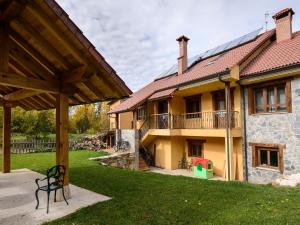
[105,99,133,148]
[109,8,300,183]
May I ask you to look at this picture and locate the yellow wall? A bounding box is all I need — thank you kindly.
[184,137,225,177]
[233,86,241,112]
[201,92,213,112]
[109,100,133,129]
[119,112,133,129]
[149,137,172,169]
[146,135,243,180]
[170,96,185,115]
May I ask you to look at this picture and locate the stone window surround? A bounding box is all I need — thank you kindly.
[250,142,285,173]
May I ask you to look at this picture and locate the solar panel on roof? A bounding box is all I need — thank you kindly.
[155,28,262,80]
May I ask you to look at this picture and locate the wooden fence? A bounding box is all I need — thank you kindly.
[3,139,78,154]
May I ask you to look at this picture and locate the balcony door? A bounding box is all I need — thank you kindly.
[212,90,234,128]
[157,100,169,129]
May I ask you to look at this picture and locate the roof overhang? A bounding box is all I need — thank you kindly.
[239,63,300,85]
[0,0,131,110]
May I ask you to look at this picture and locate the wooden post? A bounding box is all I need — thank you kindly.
[56,93,71,199]
[2,104,11,173]
[0,23,10,173]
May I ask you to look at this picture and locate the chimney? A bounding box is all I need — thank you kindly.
[272,8,295,43]
[176,35,189,75]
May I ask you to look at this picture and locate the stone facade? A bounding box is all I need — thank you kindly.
[245,77,300,184]
[116,129,139,169]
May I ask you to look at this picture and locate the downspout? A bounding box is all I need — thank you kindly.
[240,84,249,181]
[218,74,231,181]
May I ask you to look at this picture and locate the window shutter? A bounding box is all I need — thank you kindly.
[248,87,254,115]
[285,80,292,113]
[251,145,256,167]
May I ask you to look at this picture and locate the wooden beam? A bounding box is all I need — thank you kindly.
[12,19,70,70]
[10,30,58,76]
[3,89,41,101]
[62,66,86,84]
[0,22,9,72]
[0,1,23,22]
[56,93,71,198]
[83,81,104,99]
[0,72,60,93]
[10,40,57,80]
[22,98,39,110]
[27,3,86,64]
[2,104,11,173]
[90,73,118,98]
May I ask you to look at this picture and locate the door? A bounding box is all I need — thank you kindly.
[212,90,234,128]
[157,100,169,129]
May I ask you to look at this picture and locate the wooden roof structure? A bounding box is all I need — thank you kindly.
[0,0,132,111]
[0,0,132,192]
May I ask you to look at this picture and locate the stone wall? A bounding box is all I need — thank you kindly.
[116,129,139,169]
[245,77,300,184]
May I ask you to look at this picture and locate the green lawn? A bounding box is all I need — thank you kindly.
[1,151,300,225]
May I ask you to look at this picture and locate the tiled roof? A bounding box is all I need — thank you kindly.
[241,31,300,77]
[109,30,274,114]
[148,88,177,101]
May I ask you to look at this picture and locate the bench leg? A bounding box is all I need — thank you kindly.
[35,189,39,209]
[47,191,50,214]
[62,187,69,205]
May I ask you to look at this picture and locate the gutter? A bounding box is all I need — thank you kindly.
[218,74,231,181]
[240,84,249,181]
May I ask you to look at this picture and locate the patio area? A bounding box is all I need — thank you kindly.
[149,167,226,181]
[0,169,111,225]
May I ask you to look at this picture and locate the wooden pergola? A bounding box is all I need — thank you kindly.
[0,0,131,196]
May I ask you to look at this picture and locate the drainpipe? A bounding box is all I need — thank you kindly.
[218,74,231,181]
[240,85,249,181]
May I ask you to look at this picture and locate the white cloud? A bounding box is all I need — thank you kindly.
[57,0,300,92]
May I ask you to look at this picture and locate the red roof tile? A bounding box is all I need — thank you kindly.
[109,30,274,114]
[148,88,177,101]
[241,31,300,77]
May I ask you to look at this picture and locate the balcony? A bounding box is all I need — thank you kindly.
[149,111,240,129]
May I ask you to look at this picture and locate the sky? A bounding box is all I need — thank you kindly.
[57,0,300,92]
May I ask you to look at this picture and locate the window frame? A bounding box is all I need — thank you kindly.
[248,79,292,115]
[250,143,284,173]
[187,140,205,157]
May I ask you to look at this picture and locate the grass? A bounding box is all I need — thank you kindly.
[1,151,300,225]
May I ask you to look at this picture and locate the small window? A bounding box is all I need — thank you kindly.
[249,80,291,114]
[188,140,203,157]
[137,106,146,121]
[251,143,284,172]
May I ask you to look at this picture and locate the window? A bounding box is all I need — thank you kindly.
[158,100,168,114]
[185,95,201,118]
[188,140,204,157]
[251,143,284,172]
[248,80,291,114]
[137,106,146,121]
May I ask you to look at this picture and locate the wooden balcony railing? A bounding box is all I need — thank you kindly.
[148,111,240,129]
